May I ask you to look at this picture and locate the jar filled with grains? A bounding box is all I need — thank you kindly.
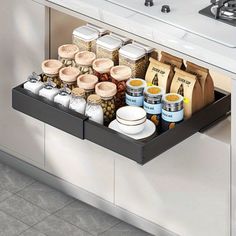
[69,88,87,114]
[85,94,104,125]
[119,44,146,79]
[110,65,132,109]
[96,35,123,65]
[41,59,63,88]
[58,44,79,67]
[77,74,98,100]
[95,82,117,125]
[72,26,99,53]
[75,51,96,75]
[92,58,114,82]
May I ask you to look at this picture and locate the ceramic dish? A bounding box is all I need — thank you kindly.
[117,119,146,134]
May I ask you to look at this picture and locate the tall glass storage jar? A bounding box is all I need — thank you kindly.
[59,67,80,91]
[75,51,96,75]
[58,44,79,67]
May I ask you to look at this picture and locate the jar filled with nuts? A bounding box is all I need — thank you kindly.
[72,26,99,53]
[119,44,146,79]
[92,58,114,82]
[58,44,79,67]
[75,51,96,75]
[96,35,123,65]
[77,74,98,100]
[95,82,117,125]
[110,65,132,109]
[69,88,87,114]
[41,59,63,88]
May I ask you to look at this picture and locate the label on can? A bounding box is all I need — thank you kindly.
[161,109,184,122]
[126,93,143,107]
[143,102,161,115]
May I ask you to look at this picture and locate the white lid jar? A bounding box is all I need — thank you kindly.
[58,44,79,67]
[24,72,44,95]
[75,51,96,75]
[110,33,132,45]
[86,23,109,36]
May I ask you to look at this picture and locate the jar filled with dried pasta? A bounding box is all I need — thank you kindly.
[119,44,146,79]
[75,51,96,75]
[96,35,123,65]
[58,44,79,67]
[95,82,117,125]
[41,59,63,88]
[72,26,99,53]
[77,74,98,100]
[110,65,132,108]
[92,58,114,82]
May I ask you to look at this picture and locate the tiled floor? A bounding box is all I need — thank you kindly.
[0,162,153,236]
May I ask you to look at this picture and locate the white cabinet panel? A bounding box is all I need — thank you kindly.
[45,125,115,202]
[115,133,230,236]
[0,0,46,166]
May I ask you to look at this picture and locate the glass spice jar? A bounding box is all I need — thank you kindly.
[75,51,96,75]
[39,80,59,101]
[41,59,63,88]
[95,82,117,125]
[92,58,114,82]
[54,87,72,107]
[24,72,44,94]
[69,88,87,114]
[110,65,132,109]
[126,78,147,107]
[58,44,79,67]
[85,94,104,125]
[77,74,98,100]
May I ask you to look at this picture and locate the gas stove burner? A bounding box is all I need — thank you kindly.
[211,0,236,20]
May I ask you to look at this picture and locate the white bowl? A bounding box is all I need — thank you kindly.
[116,106,146,126]
[117,119,146,135]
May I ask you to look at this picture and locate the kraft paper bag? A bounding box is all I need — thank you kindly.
[160,51,185,70]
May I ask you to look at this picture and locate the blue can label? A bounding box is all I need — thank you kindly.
[126,93,143,107]
[161,109,184,122]
[144,102,161,115]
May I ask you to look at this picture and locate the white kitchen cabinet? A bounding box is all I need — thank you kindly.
[0,0,46,167]
[115,133,230,236]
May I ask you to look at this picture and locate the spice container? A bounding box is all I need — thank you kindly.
[69,88,86,114]
[72,26,99,52]
[54,87,72,107]
[161,93,184,131]
[59,66,80,90]
[126,78,147,107]
[75,51,96,75]
[96,35,123,65]
[77,74,98,100]
[119,44,146,78]
[143,86,164,128]
[41,59,63,88]
[24,72,44,94]
[95,82,117,125]
[110,33,132,45]
[110,65,132,108]
[58,44,79,67]
[85,94,104,124]
[86,23,109,36]
[39,80,59,101]
[92,58,114,82]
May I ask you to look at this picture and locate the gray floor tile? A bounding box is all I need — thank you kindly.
[0,210,29,236]
[16,182,74,213]
[99,222,153,236]
[55,201,121,236]
[34,215,92,236]
[0,189,12,202]
[0,163,34,193]
[19,228,46,236]
[0,195,50,226]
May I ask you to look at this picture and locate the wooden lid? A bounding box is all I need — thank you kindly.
[77,74,98,90]
[42,59,63,75]
[95,82,117,98]
[58,44,79,59]
[59,67,80,83]
[75,51,96,66]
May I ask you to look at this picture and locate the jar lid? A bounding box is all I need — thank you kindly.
[58,44,79,59]
[92,58,114,74]
[95,82,117,98]
[77,74,98,90]
[73,26,99,42]
[119,44,146,61]
[42,59,63,75]
[72,87,85,97]
[96,35,123,51]
[132,42,155,54]
[162,93,183,106]
[59,67,80,83]
[144,86,164,97]
[110,66,132,81]
[75,51,96,66]
[86,23,109,36]
[87,94,102,104]
[110,33,131,45]
[126,78,147,89]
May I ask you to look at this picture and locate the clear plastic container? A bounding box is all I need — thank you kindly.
[24,72,44,94]
[69,88,87,114]
[58,44,79,67]
[75,51,96,75]
[86,23,109,36]
[110,33,132,45]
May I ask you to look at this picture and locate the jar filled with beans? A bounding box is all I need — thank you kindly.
[77,74,98,100]
[41,59,63,88]
[75,51,96,75]
[95,82,117,125]
[110,65,132,109]
[58,44,79,67]
[92,58,114,82]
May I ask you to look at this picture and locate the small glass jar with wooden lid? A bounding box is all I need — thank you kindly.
[75,51,96,75]
[58,44,79,67]
[69,88,87,114]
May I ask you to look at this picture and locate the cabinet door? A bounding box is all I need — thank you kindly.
[115,133,230,236]
[0,0,46,167]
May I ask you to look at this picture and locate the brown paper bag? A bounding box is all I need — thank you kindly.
[145,58,173,93]
[170,68,203,118]
[160,51,185,70]
[186,61,215,107]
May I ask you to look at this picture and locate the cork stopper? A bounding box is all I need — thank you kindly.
[72,87,85,97]
[87,94,101,104]
[92,58,114,74]
[95,82,117,98]
[42,59,63,75]
[75,51,96,66]
[58,44,79,59]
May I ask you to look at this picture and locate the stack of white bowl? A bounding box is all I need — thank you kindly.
[116,106,147,134]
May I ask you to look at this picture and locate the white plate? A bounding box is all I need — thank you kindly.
[109,119,156,140]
